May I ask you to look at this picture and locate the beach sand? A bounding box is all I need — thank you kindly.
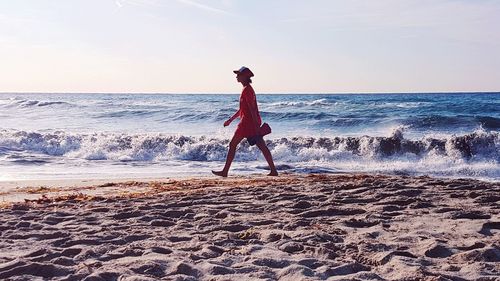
[0,173,498,280]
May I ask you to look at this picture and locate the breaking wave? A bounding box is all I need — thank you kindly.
[0,128,497,162]
[0,98,75,108]
[263,98,333,107]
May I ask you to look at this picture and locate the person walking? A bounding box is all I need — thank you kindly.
[212,66,278,177]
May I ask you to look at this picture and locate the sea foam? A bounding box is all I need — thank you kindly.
[0,128,498,180]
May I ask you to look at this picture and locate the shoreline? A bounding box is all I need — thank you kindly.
[1,172,498,204]
[0,175,215,203]
[0,173,498,280]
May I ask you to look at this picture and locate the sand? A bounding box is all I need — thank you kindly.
[0,173,498,280]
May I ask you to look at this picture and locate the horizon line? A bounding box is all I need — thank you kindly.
[0,91,499,95]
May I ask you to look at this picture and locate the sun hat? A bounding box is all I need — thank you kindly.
[233,66,254,77]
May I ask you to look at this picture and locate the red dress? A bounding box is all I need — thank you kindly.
[235,85,262,138]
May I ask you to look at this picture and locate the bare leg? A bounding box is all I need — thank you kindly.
[212,134,244,177]
[256,138,278,176]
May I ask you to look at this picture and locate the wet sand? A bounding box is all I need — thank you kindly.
[0,174,498,280]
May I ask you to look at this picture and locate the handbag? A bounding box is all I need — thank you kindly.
[259,122,272,136]
[247,123,272,146]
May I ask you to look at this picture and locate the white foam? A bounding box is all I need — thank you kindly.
[263,98,334,108]
[0,129,498,181]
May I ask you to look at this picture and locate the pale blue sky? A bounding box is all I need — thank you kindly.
[1,0,499,93]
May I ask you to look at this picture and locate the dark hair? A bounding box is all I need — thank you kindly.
[248,78,252,84]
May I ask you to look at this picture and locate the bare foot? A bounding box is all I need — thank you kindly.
[268,171,278,176]
[212,170,228,177]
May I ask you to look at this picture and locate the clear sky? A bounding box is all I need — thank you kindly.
[1,0,499,93]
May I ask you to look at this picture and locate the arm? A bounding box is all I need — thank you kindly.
[224,109,240,127]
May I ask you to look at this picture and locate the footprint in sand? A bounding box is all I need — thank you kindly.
[60,248,82,257]
[167,235,192,242]
[87,207,110,212]
[474,194,500,204]
[124,234,152,243]
[150,219,175,227]
[130,261,166,278]
[252,258,291,268]
[23,248,48,259]
[451,247,500,263]
[41,214,67,225]
[191,245,224,260]
[321,262,371,277]
[283,219,311,230]
[297,258,324,269]
[205,265,235,275]
[381,205,404,212]
[162,209,195,219]
[450,210,491,220]
[409,201,435,209]
[112,210,144,220]
[32,231,69,240]
[51,257,75,266]
[343,218,380,228]
[300,207,365,218]
[479,221,500,236]
[368,251,417,265]
[261,232,290,243]
[278,264,315,279]
[291,200,312,209]
[456,242,486,251]
[150,246,173,255]
[432,207,458,214]
[424,244,454,258]
[169,262,201,278]
[376,198,416,207]
[279,241,305,253]
[15,221,30,228]
[394,189,423,197]
[310,246,339,260]
[0,262,73,279]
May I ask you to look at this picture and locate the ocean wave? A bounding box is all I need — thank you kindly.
[263,98,334,108]
[0,99,75,108]
[94,108,235,122]
[477,116,500,129]
[360,101,433,109]
[405,115,500,130]
[0,128,497,163]
[260,111,336,121]
[12,107,472,132]
[314,117,380,127]
[392,101,432,108]
[96,110,164,118]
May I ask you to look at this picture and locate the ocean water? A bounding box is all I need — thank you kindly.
[0,92,499,182]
